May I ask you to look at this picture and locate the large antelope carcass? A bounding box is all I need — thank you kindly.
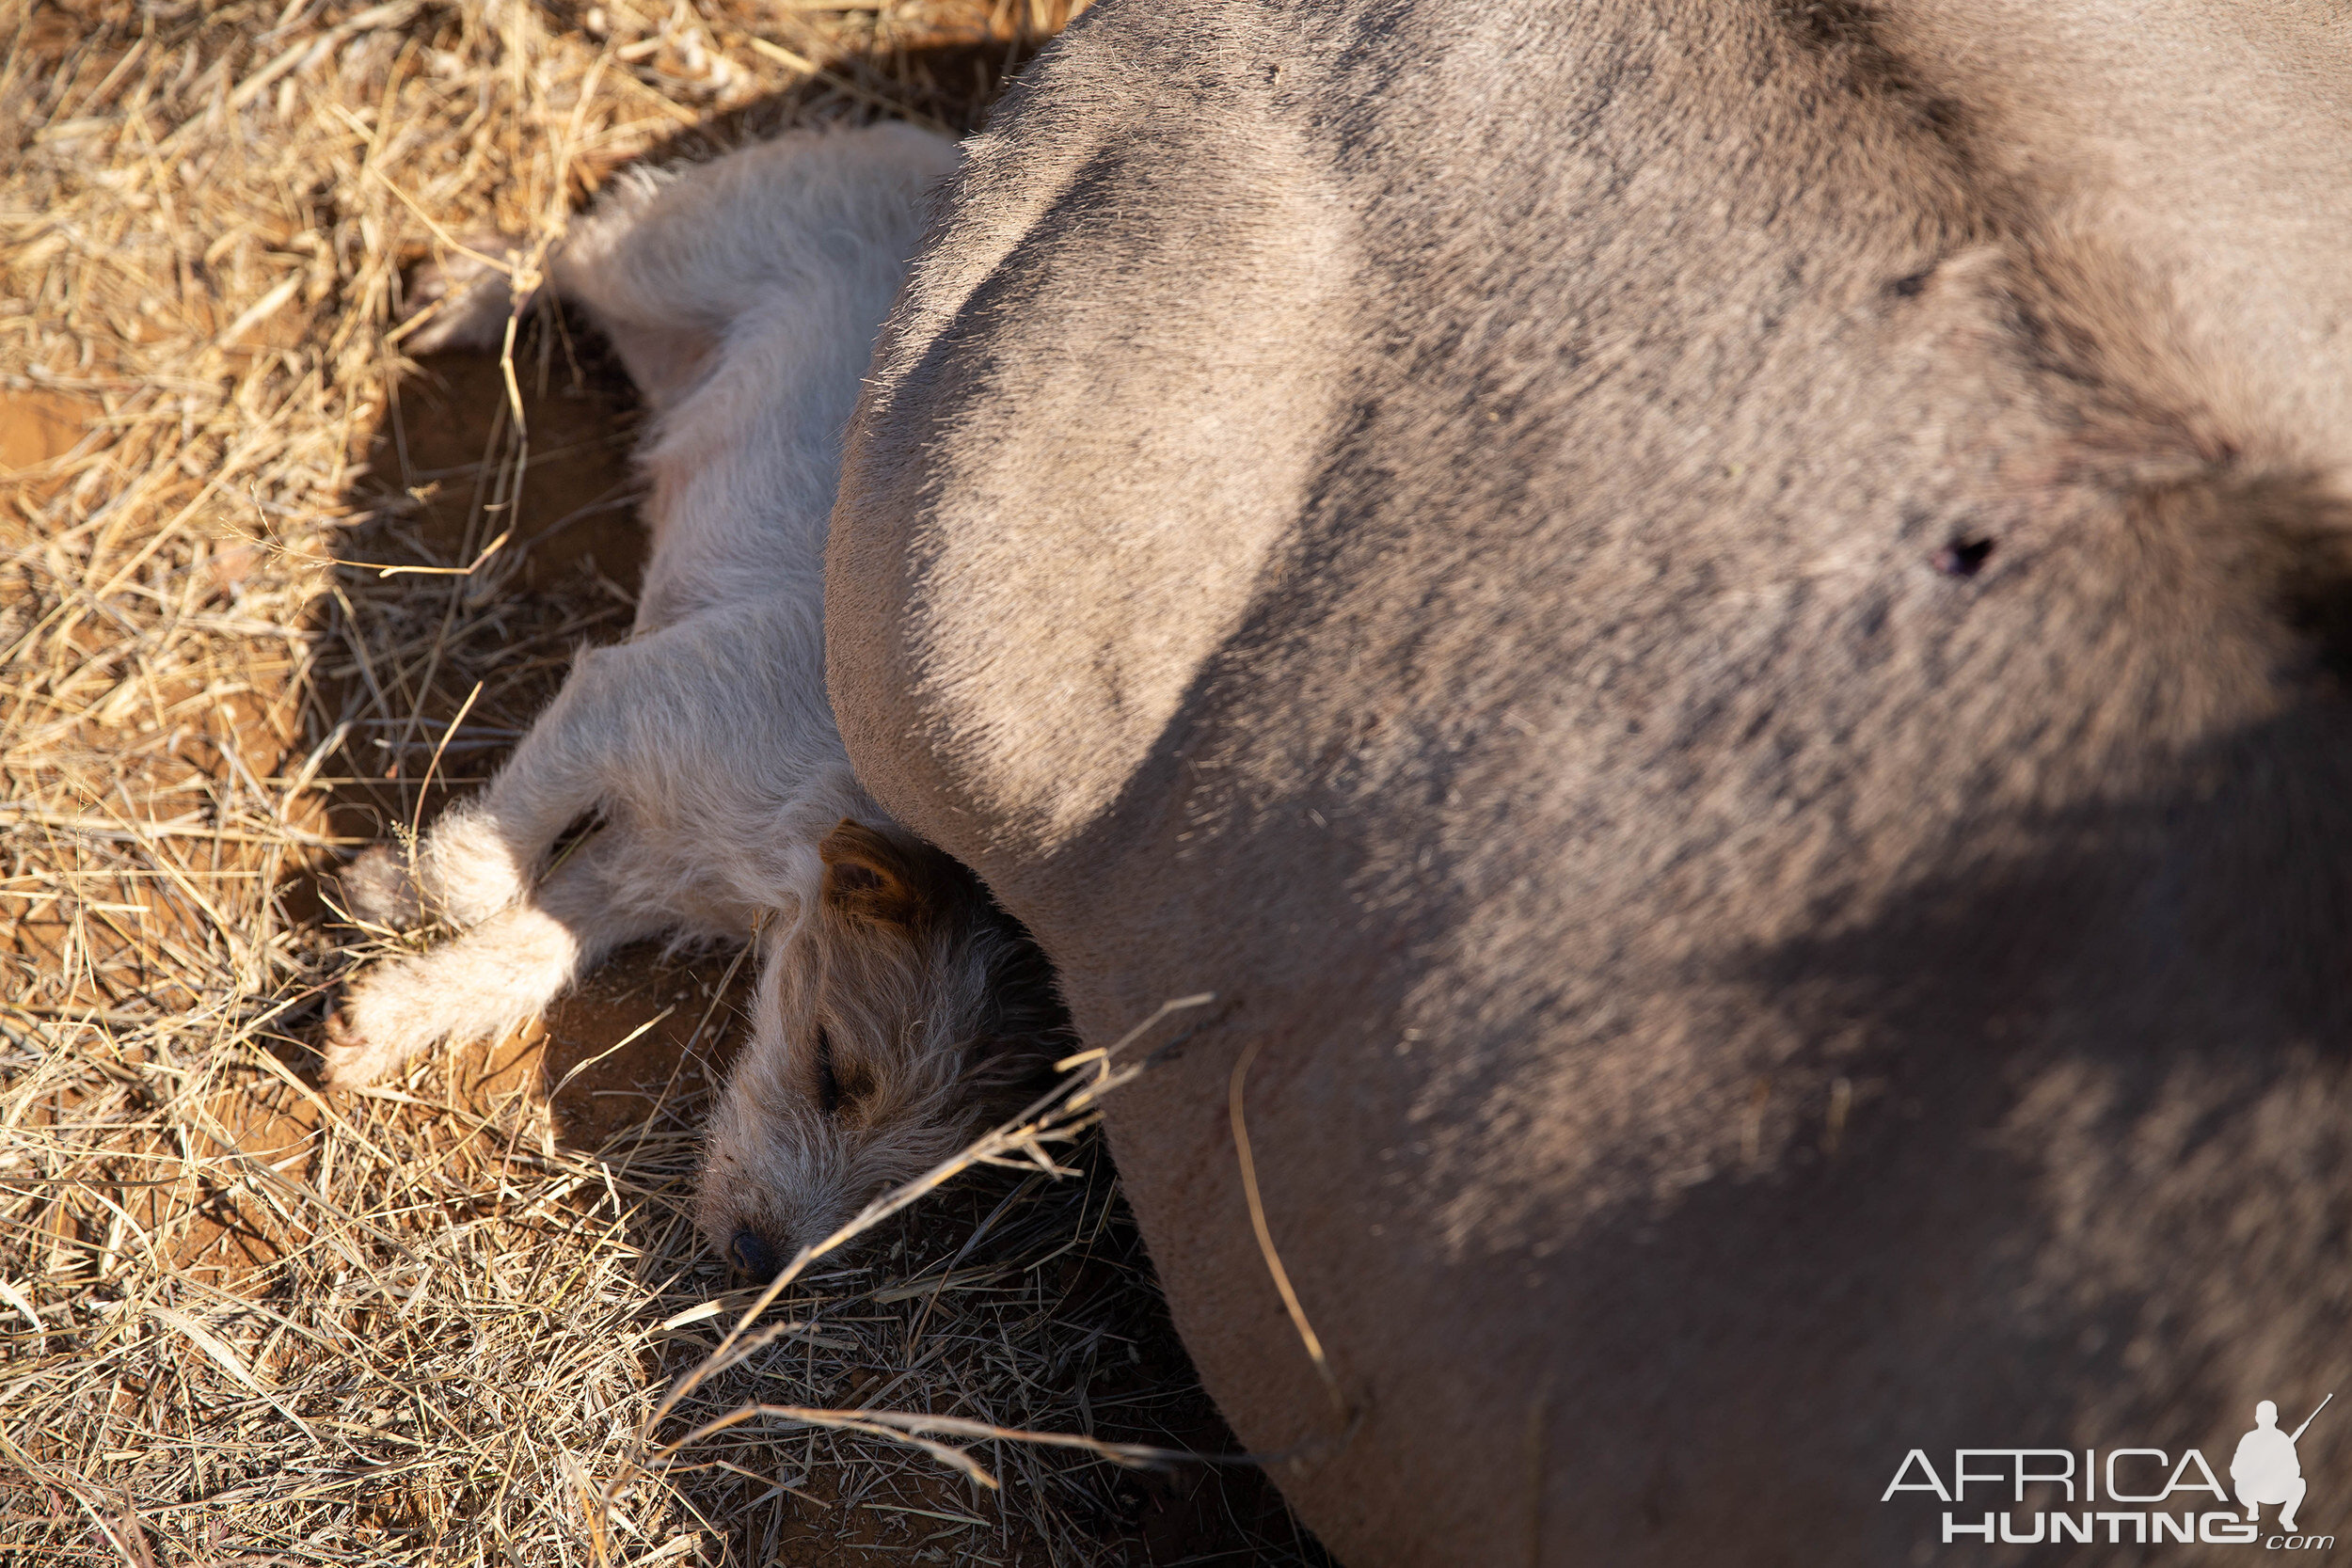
[826,0,2352,1560]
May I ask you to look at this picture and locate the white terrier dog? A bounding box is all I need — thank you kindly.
[327,124,1069,1279]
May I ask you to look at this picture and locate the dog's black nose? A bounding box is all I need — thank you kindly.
[728,1228,780,1280]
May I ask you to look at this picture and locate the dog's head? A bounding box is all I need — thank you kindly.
[694,819,1071,1279]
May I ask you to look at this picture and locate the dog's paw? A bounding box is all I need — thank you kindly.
[398,237,530,356]
[340,845,423,929]
[320,1008,399,1089]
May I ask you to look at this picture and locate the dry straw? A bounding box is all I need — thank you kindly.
[0,1,1325,1561]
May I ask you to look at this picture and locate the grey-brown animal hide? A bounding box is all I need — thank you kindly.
[827,1,2352,1561]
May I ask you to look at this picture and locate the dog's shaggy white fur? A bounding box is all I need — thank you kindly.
[327,124,1068,1275]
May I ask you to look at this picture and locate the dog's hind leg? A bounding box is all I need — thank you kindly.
[396,123,956,391]
[550,124,961,634]
[548,123,958,411]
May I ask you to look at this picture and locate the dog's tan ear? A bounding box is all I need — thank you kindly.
[818,819,926,927]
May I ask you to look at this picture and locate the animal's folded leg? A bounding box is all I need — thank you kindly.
[323,831,669,1087]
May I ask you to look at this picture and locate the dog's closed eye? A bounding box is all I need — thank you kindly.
[814,1025,843,1116]
[812,1025,879,1117]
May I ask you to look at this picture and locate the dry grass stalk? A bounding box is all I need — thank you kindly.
[0,1,1325,1562]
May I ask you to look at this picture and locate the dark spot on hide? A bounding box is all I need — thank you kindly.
[1932,536,1996,578]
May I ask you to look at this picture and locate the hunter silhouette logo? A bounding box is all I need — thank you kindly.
[2235,1396,2329,1534]
[1883,1393,2335,1550]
